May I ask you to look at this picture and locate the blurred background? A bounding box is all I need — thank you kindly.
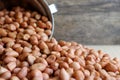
[47,0,120,45]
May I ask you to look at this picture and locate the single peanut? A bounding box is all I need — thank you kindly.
[66,68,74,76]
[13,68,21,74]
[46,55,56,64]
[17,67,28,79]
[0,66,8,75]
[46,21,52,29]
[31,69,42,77]
[4,56,16,63]
[6,41,15,48]
[35,58,48,66]
[70,62,80,70]
[37,21,46,29]
[42,73,49,80]
[59,62,69,69]
[0,28,7,37]
[44,68,53,75]
[40,33,48,41]
[35,14,41,20]
[73,70,85,80]
[0,71,11,79]
[14,47,23,53]
[7,61,16,71]
[104,62,118,72]
[30,35,38,45]
[59,68,70,80]
[27,55,36,65]
[5,50,19,57]
[23,34,30,41]
[53,45,62,52]
[10,76,20,80]
[0,45,4,54]
[38,41,48,49]
[7,24,16,31]
[23,47,32,53]
[30,63,46,71]
[15,12,23,19]
[21,22,28,28]
[21,61,29,67]
[5,17,13,23]
[2,37,15,43]
[83,70,90,77]
[41,16,48,22]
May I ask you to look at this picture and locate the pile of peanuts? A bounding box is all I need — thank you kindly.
[0,7,120,80]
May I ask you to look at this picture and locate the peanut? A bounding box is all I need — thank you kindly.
[30,63,46,71]
[0,71,11,79]
[0,45,4,54]
[104,62,118,72]
[15,12,23,19]
[21,22,28,28]
[30,35,38,45]
[32,50,41,57]
[10,76,20,80]
[0,66,8,75]
[41,16,48,22]
[59,68,70,80]
[13,68,21,74]
[37,21,46,29]
[42,73,49,80]
[32,76,43,80]
[74,70,85,80]
[6,41,15,48]
[38,41,48,49]
[46,21,52,29]
[53,44,62,52]
[40,33,48,41]
[17,67,28,79]
[66,68,74,76]
[7,61,16,71]
[31,69,42,77]
[21,61,29,67]
[23,34,30,41]
[14,47,23,53]
[59,62,69,69]
[7,24,16,31]
[83,70,90,77]
[46,55,56,64]
[70,62,80,70]
[5,17,13,24]
[4,56,16,63]
[0,28,7,37]
[23,47,32,53]
[0,78,5,80]
[44,68,53,75]
[5,50,19,57]
[35,14,41,20]
[35,58,48,66]
[2,37,15,43]
[27,55,36,65]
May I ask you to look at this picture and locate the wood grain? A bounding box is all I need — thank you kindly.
[47,0,120,45]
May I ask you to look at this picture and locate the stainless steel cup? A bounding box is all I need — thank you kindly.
[0,0,57,39]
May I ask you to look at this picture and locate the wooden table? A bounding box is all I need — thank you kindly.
[47,0,120,45]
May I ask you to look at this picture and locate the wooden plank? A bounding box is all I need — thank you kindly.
[47,0,120,45]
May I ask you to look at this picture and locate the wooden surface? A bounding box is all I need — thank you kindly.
[87,45,120,58]
[48,0,120,45]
